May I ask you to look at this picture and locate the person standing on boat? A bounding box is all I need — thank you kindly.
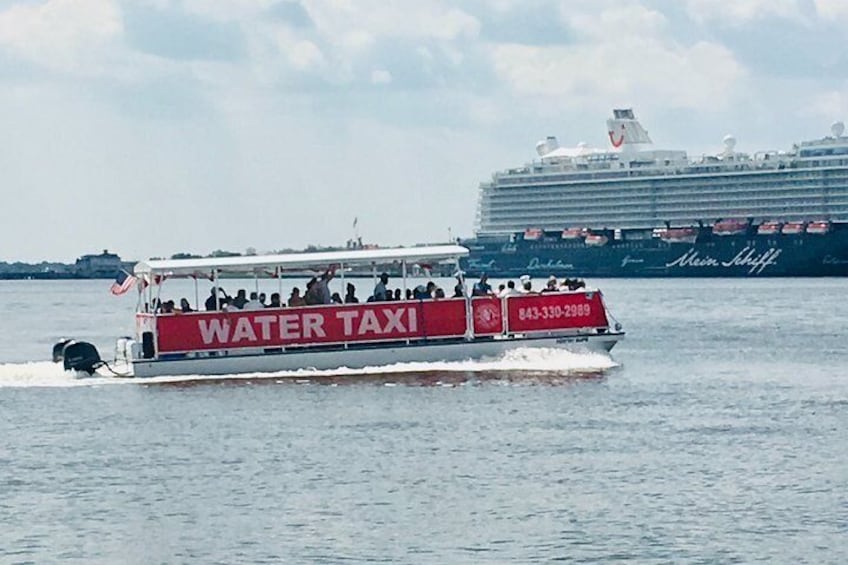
[472,273,493,296]
[232,289,248,309]
[304,277,319,305]
[314,270,334,304]
[372,272,389,301]
[205,287,229,311]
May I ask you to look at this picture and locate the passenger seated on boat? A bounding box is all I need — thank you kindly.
[499,280,521,297]
[288,287,306,307]
[232,289,248,309]
[331,292,343,304]
[179,298,193,313]
[542,276,558,293]
[243,292,264,310]
[259,292,267,307]
[498,283,505,294]
[394,288,402,301]
[372,272,389,301]
[267,292,282,308]
[344,283,359,303]
[161,300,175,314]
[434,287,445,299]
[519,275,533,294]
[413,281,436,299]
[568,278,586,291]
[406,288,413,300]
[453,276,465,298]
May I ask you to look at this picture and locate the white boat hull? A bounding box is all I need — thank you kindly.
[129,333,623,378]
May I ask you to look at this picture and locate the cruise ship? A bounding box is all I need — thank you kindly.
[460,109,848,277]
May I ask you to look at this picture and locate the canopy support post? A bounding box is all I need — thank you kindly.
[339,262,346,302]
[214,269,220,310]
[401,260,407,297]
[457,258,473,339]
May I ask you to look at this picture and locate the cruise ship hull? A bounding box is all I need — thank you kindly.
[461,227,848,277]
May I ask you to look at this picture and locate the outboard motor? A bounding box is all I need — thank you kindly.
[52,338,72,363]
[61,341,103,375]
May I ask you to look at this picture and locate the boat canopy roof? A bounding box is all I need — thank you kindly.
[134,245,469,277]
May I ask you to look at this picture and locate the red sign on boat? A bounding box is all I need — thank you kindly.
[154,299,469,353]
[505,292,608,333]
[152,292,613,354]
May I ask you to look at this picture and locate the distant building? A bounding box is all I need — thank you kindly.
[74,250,129,278]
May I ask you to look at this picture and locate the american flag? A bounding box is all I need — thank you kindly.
[110,270,136,296]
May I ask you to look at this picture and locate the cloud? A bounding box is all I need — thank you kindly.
[803,88,848,121]
[0,0,123,75]
[814,0,848,22]
[123,3,244,62]
[370,68,391,84]
[180,0,280,22]
[685,0,803,24]
[301,0,480,42]
[490,3,746,111]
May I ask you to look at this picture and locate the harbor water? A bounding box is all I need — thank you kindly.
[1,278,846,563]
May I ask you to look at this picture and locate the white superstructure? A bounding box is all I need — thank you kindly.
[476,110,848,235]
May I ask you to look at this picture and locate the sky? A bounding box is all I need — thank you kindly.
[1,0,847,262]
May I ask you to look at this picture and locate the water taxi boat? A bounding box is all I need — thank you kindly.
[55,245,624,377]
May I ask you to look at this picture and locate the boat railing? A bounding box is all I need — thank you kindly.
[137,291,613,359]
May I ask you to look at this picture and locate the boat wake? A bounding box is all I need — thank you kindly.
[0,361,122,388]
[0,348,618,388]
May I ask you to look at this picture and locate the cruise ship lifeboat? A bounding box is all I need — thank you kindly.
[561,227,586,240]
[757,221,782,235]
[584,234,609,246]
[712,219,748,236]
[806,220,831,235]
[523,228,544,241]
[781,221,806,235]
[659,228,698,244]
